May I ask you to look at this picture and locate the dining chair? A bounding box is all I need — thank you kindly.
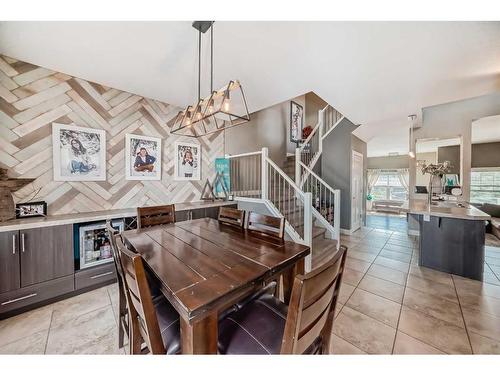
[117,238,181,354]
[217,245,347,354]
[246,211,285,240]
[106,221,129,349]
[137,204,175,229]
[218,206,245,228]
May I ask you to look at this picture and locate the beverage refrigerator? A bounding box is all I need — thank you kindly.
[74,219,124,270]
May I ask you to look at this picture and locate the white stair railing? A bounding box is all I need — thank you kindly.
[226,148,313,270]
[295,104,344,185]
[299,162,340,248]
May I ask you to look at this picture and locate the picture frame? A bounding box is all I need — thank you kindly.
[174,141,201,181]
[125,134,162,181]
[15,201,47,219]
[52,123,106,181]
[290,101,304,143]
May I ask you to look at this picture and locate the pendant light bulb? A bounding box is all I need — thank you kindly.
[207,97,215,113]
[223,89,231,112]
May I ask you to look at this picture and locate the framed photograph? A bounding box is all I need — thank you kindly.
[125,134,162,180]
[52,123,106,181]
[15,201,47,219]
[290,101,304,143]
[174,141,201,181]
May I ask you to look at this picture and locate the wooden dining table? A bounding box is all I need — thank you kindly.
[121,217,310,354]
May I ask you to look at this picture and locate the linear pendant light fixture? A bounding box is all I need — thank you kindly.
[171,21,250,138]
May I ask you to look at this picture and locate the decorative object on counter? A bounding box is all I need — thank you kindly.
[420,161,451,205]
[0,169,35,222]
[290,101,304,143]
[52,123,106,181]
[171,21,250,137]
[15,201,47,219]
[201,172,229,201]
[125,134,162,181]
[174,141,201,180]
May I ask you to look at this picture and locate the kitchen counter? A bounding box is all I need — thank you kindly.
[410,200,488,281]
[409,200,490,221]
[0,200,236,233]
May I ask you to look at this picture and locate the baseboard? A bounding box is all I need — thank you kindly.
[340,228,356,235]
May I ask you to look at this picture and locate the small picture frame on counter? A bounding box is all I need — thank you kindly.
[15,201,47,219]
[228,194,234,201]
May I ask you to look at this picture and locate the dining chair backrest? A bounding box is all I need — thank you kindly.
[118,240,166,354]
[246,211,285,240]
[218,207,245,228]
[137,204,175,229]
[281,246,347,354]
[106,221,126,286]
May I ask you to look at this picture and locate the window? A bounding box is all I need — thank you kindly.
[371,172,408,201]
[470,169,500,204]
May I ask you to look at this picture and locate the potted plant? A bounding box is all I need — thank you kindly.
[366,193,373,211]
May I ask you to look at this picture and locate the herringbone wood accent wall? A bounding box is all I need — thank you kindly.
[0,55,224,215]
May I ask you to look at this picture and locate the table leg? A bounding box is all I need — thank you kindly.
[180,313,218,354]
[282,258,305,304]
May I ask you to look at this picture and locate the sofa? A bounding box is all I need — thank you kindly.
[475,203,500,239]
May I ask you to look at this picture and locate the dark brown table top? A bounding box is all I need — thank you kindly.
[122,218,310,322]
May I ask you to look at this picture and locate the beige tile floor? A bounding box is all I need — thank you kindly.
[332,227,500,354]
[0,284,124,354]
[1,226,500,354]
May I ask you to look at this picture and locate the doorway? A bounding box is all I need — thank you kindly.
[351,150,364,231]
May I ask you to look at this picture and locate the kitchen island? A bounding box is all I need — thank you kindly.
[409,200,490,281]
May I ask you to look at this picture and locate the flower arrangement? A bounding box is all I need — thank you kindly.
[420,161,451,176]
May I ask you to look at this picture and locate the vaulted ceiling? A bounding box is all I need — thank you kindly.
[1,21,499,156]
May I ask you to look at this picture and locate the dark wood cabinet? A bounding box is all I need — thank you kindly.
[20,225,74,287]
[0,231,20,294]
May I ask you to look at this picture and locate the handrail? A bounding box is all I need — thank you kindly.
[298,161,338,196]
[225,150,263,159]
[265,156,305,198]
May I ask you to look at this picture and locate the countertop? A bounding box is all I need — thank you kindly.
[0,200,236,232]
[409,200,491,221]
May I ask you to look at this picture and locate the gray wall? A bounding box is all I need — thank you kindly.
[321,117,367,231]
[410,92,500,201]
[472,142,500,168]
[437,145,461,175]
[225,96,305,165]
[305,92,327,129]
[368,155,409,169]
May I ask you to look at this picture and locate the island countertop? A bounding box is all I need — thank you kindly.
[0,200,236,233]
[409,200,491,221]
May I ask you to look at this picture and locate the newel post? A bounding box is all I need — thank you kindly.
[303,191,313,272]
[261,147,268,200]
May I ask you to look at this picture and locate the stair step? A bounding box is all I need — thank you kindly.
[312,237,339,269]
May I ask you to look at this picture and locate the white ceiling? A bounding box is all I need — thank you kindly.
[1,21,499,156]
[472,114,500,144]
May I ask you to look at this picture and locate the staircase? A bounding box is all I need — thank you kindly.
[225,104,343,271]
[282,155,338,269]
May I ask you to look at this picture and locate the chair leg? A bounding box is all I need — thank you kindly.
[118,319,124,349]
[117,285,127,349]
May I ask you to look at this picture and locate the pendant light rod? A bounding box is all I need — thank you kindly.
[210,23,214,93]
[198,29,201,102]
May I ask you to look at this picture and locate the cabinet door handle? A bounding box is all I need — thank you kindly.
[12,234,16,254]
[90,271,113,280]
[21,233,25,253]
[1,293,37,306]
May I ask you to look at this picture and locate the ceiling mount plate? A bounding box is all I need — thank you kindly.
[192,21,214,33]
